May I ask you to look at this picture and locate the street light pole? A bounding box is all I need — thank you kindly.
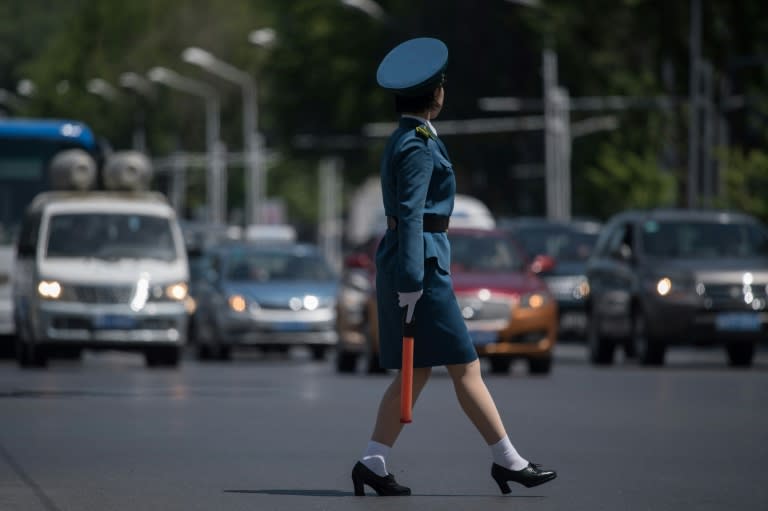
[119,72,155,153]
[148,66,226,225]
[183,41,272,227]
[86,78,120,102]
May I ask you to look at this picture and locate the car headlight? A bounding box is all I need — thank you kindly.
[646,275,695,298]
[519,292,550,309]
[228,294,247,313]
[574,278,590,299]
[656,277,672,296]
[38,280,62,299]
[165,282,188,301]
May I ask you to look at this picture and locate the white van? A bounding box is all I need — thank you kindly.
[13,191,190,367]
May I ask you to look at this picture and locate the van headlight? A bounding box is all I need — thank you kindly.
[149,282,188,301]
[165,282,188,301]
[38,280,62,299]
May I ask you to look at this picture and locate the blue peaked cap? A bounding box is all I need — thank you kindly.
[376,37,448,96]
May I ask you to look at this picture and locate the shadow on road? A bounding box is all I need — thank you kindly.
[225,489,353,497]
[224,489,544,498]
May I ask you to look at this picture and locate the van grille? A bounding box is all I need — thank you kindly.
[63,284,135,304]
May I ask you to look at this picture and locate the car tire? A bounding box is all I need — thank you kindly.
[196,343,214,361]
[527,356,552,375]
[587,314,615,365]
[632,311,665,366]
[366,352,386,374]
[17,341,47,368]
[335,350,358,373]
[310,345,327,361]
[725,341,755,368]
[216,344,232,361]
[16,322,47,368]
[145,346,181,368]
[195,343,216,362]
[489,356,512,374]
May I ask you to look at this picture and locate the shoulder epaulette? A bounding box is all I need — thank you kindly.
[415,125,432,140]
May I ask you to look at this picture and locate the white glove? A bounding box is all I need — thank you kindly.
[398,290,423,324]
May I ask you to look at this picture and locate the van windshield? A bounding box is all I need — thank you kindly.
[46,213,178,261]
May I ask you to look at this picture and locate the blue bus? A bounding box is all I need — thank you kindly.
[0,118,100,337]
[0,119,100,243]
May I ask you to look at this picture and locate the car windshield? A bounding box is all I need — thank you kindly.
[46,213,178,261]
[225,250,335,282]
[451,233,525,272]
[514,227,597,262]
[641,220,768,259]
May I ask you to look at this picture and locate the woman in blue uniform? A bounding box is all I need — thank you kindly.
[351,38,557,496]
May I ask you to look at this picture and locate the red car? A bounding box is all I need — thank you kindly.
[335,228,558,374]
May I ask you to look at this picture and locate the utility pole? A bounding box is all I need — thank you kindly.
[542,50,561,220]
[701,61,716,207]
[688,0,702,208]
[318,157,343,272]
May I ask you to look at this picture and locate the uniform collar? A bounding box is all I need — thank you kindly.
[400,114,438,136]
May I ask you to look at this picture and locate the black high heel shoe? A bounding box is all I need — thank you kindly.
[491,462,557,494]
[351,462,411,496]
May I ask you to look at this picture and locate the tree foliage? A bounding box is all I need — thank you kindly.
[1,0,767,226]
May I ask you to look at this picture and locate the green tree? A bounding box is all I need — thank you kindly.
[584,144,676,219]
[716,148,768,222]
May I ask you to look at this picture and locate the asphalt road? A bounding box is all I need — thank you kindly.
[1,344,767,511]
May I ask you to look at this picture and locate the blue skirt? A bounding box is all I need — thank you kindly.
[376,258,478,369]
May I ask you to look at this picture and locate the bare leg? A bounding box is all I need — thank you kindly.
[445,359,506,444]
[371,367,432,446]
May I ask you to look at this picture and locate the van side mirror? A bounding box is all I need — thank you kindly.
[529,254,556,274]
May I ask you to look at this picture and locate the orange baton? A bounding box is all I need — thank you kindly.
[400,315,415,423]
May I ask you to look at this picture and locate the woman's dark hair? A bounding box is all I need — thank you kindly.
[394,88,440,114]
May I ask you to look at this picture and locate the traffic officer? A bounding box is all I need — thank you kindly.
[351,37,557,496]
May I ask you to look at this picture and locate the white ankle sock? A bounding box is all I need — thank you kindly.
[361,440,390,477]
[490,436,529,471]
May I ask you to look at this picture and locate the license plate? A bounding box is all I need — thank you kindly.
[94,315,136,329]
[272,321,309,332]
[470,330,498,345]
[560,312,587,330]
[715,313,761,332]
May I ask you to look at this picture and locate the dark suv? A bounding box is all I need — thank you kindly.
[585,209,768,367]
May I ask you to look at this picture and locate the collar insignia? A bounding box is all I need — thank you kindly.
[415,125,432,140]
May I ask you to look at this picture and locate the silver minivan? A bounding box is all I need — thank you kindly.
[13,191,190,367]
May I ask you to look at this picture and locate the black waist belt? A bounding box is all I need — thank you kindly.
[387,214,449,232]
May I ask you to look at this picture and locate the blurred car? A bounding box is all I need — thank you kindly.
[586,209,768,367]
[335,228,558,374]
[501,217,601,339]
[180,220,241,335]
[190,242,339,361]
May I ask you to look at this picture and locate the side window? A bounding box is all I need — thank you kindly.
[592,222,617,258]
[16,212,42,257]
[606,223,634,261]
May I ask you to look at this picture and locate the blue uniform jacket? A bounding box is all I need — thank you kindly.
[376,117,455,292]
